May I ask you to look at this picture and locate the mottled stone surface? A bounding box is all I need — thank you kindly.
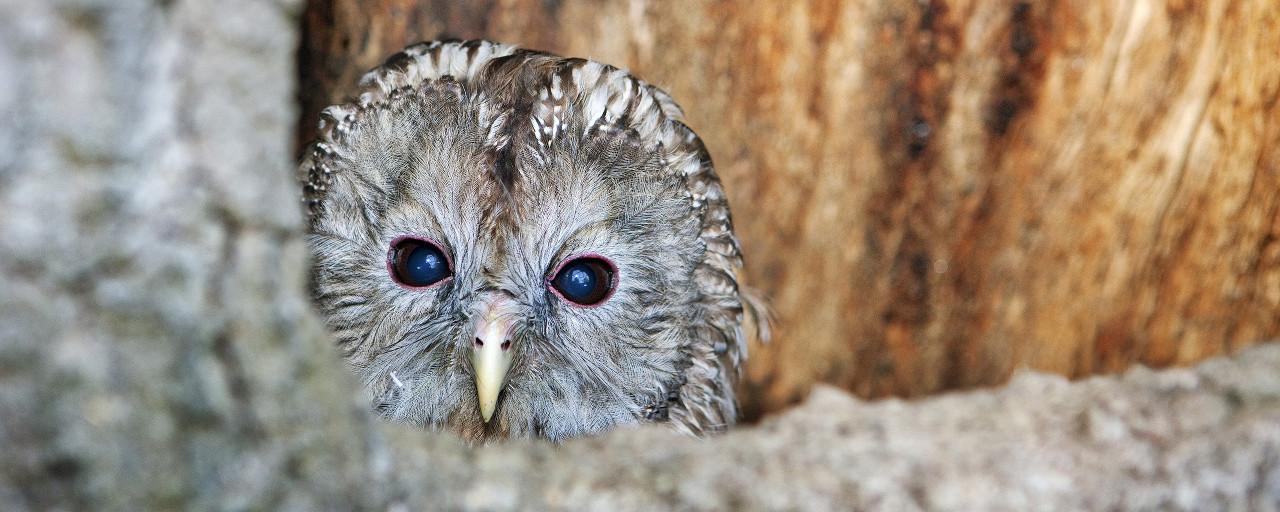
[1,1,1278,511]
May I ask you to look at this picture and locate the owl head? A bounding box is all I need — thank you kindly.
[299,40,754,442]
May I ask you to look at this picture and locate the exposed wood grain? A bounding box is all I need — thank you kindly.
[297,0,1280,419]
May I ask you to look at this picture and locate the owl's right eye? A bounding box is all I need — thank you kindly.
[388,237,453,288]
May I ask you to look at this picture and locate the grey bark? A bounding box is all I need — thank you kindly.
[1,1,1278,511]
[0,0,379,509]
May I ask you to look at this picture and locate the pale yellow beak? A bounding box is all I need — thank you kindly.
[471,295,515,423]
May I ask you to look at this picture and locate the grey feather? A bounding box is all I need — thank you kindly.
[298,40,757,442]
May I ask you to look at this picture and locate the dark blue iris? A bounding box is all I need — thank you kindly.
[558,265,596,297]
[391,239,451,287]
[552,258,614,305]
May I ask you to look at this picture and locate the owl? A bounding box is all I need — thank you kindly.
[298,40,762,442]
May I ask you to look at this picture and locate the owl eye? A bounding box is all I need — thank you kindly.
[388,237,452,288]
[549,256,616,306]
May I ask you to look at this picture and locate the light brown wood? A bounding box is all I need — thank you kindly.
[298,0,1280,419]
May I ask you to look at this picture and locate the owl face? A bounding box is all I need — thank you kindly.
[301,41,748,442]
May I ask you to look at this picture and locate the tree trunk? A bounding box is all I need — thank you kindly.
[297,0,1280,419]
[0,0,381,508]
[5,0,1280,510]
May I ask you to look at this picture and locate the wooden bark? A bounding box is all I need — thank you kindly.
[297,0,1280,419]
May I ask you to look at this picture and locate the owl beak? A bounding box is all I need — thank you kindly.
[471,297,515,423]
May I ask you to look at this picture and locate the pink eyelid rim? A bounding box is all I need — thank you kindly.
[386,234,455,291]
[546,253,619,308]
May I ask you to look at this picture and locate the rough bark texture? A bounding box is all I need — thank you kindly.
[394,351,1280,511]
[297,0,1280,419]
[0,0,382,509]
[5,1,1280,510]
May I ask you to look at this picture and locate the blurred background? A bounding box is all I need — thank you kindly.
[297,0,1280,421]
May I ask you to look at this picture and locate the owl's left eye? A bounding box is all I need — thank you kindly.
[388,237,452,288]
[549,256,616,306]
